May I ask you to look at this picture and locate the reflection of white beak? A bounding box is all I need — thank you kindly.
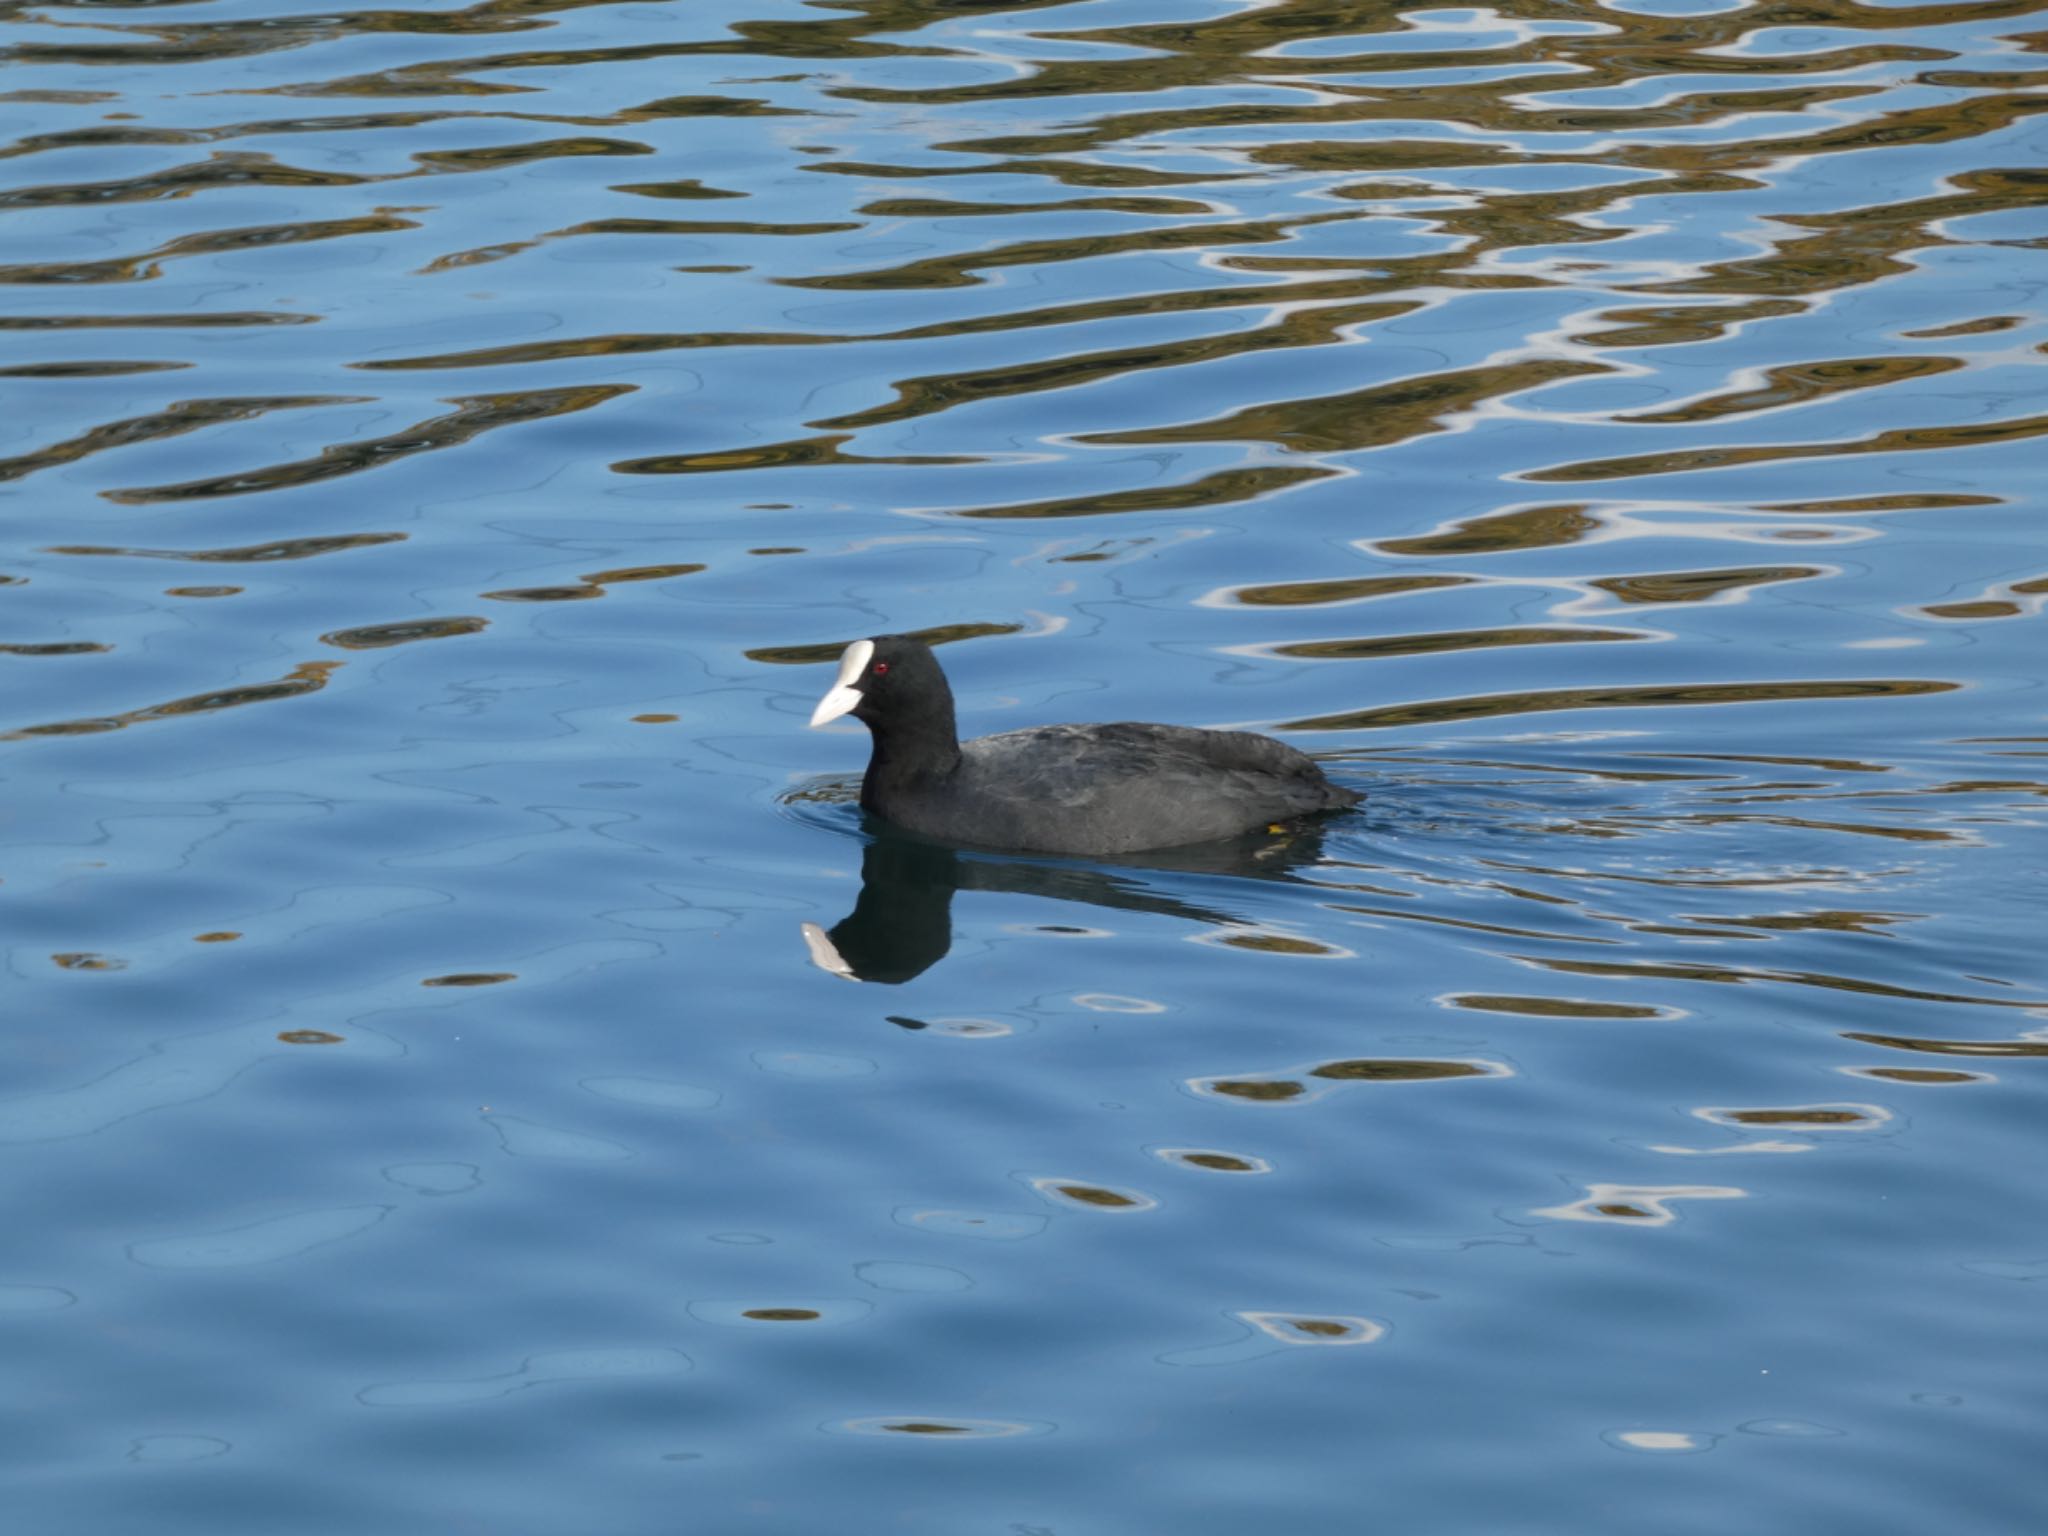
[800,921,857,980]
[808,638,874,728]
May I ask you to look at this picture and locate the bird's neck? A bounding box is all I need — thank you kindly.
[861,700,962,807]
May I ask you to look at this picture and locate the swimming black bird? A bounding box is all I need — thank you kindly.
[807,635,1360,855]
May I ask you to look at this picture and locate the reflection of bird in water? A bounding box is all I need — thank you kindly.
[808,635,1360,856]
[801,822,1336,985]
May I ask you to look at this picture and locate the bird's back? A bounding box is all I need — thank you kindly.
[883,722,1359,855]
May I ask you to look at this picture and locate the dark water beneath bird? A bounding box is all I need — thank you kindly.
[4,0,2046,1529]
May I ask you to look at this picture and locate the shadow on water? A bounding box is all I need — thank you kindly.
[795,809,1342,985]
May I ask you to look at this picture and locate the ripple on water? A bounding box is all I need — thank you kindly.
[1693,1103,1892,1132]
[853,1262,973,1294]
[1155,1149,1273,1175]
[5,0,2045,1528]
[358,1349,692,1408]
[1025,1177,1158,1213]
[382,1163,481,1197]
[128,1206,392,1269]
[1190,1056,1513,1105]
[1532,1185,1748,1227]
[0,1286,77,1313]
[827,1417,1049,1441]
[579,1076,721,1112]
[127,1436,232,1464]
[1159,1312,1389,1368]
[892,1209,1048,1243]
[685,1300,873,1327]
[483,1115,631,1163]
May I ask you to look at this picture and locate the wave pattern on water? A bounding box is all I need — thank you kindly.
[4,2,2047,1532]
[2,1,2042,736]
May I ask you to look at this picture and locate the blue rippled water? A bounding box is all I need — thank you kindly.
[4,0,2047,1530]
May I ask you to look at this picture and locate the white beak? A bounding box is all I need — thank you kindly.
[808,638,874,728]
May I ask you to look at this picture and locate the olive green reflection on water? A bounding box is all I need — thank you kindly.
[0,310,317,331]
[322,617,488,649]
[1378,505,1601,557]
[0,360,189,378]
[613,433,979,476]
[1528,412,2048,485]
[1591,567,1821,605]
[1843,1034,2048,1058]
[748,623,1021,667]
[1706,911,1919,937]
[0,396,360,486]
[1617,356,1965,426]
[780,209,1363,293]
[1205,1079,1306,1103]
[1450,995,1665,1020]
[1580,300,1809,350]
[350,271,1443,377]
[410,138,652,174]
[4,660,341,739]
[1163,1151,1267,1174]
[813,299,1418,431]
[351,329,828,371]
[1853,1068,1989,1086]
[1704,1107,1882,1128]
[1212,933,1339,956]
[0,152,375,212]
[1272,627,1642,663]
[580,563,705,584]
[612,179,747,202]
[1639,751,1893,774]
[1528,956,2042,1010]
[956,464,1334,522]
[0,212,421,286]
[479,586,603,603]
[1921,572,2048,621]
[1635,164,2048,300]
[1082,357,1611,455]
[1201,1057,1502,1103]
[1902,316,2025,340]
[1287,678,1958,732]
[1225,574,1474,609]
[1312,1059,1495,1083]
[105,385,635,504]
[1044,1184,1146,1210]
[48,533,407,563]
[431,213,865,271]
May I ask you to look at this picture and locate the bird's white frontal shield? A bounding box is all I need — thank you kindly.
[808,638,875,727]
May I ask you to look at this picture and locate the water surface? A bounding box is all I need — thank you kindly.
[4,0,2047,1530]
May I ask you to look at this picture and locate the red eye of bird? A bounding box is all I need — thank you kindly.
[873,662,889,676]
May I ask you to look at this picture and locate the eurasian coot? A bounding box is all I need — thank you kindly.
[807,635,1360,855]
